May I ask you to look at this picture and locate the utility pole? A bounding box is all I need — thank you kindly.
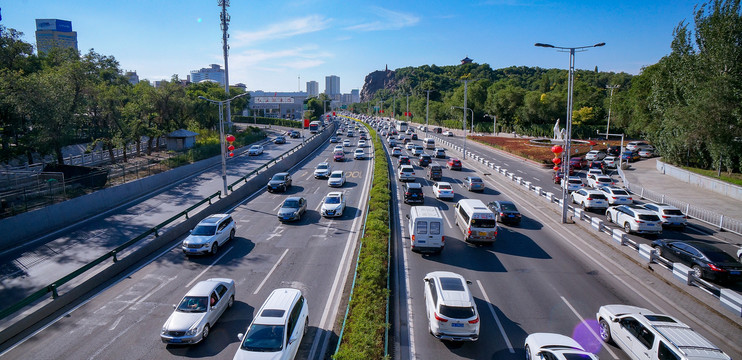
[406,93,410,122]
[606,85,620,136]
[218,0,232,131]
[425,90,431,138]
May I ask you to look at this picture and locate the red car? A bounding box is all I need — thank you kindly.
[447,158,462,170]
[569,157,587,170]
[558,164,575,176]
[553,171,564,184]
[333,151,345,162]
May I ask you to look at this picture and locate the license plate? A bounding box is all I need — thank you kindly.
[647,223,654,226]
[478,232,487,236]
[188,249,199,253]
[170,338,181,343]
[731,271,741,275]
[451,323,464,328]
[417,240,426,243]
[508,215,515,217]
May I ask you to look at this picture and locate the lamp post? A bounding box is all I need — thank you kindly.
[605,84,620,136]
[198,92,249,195]
[452,106,473,160]
[484,113,497,136]
[535,41,605,224]
[424,89,432,138]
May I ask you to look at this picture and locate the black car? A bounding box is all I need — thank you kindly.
[488,200,522,225]
[588,161,604,173]
[418,154,431,167]
[267,172,292,192]
[606,145,621,156]
[411,133,418,140]
[398,156,411,167]
[277,196,307,222]
[290,130,300,138]
[404,182,424,204]
[274,136,286,144]
[427,165,443,181]
[652,240,742,284]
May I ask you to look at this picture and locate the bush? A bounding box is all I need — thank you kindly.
[334,117,390,360]
[233,115,303,128]
[165,126,265,167]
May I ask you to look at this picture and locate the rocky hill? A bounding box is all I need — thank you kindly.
[360,69,399,102]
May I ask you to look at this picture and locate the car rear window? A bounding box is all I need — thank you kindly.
[438,184,452,190]
[612,189,629,195]
[408,188,423,194]
[638,214,660,221]
[470,178,483,183]
[568,179,582,184]
[416,221,428,234]
[664,209,684,216]
[471,218,497,228]
[590,193,608,200]
[430,222,441,235]
[704,250,736,263]
[439,305,475,319]
[500,203,518,211]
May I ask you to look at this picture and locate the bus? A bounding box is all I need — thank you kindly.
[309,121,320,134]
[396,121,408,132]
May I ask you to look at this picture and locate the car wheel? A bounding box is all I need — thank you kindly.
[229,229,235,241]
[624,222,632,234]
[303,317,309,335]
[581,202,587,210]
[211,242,218,256]
[525,344,532,360]
[653,246,663,258]
[606,212,612,223]
[202,324,210,341]
[599,318,612,343]
[692,265,703,279]
[228,295,234,308]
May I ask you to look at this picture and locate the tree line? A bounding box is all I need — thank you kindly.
[352,0,741,173]
[0,26,248,166]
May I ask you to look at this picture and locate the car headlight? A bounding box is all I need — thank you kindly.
[162,326,168,334]
[186,327,198,336]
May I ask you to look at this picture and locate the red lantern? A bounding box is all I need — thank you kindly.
[551,145,563,154]
[552,157,561,165]
[229,152,234,157]
[228,145,235,151]
[226,134,236,143]
[553,165,560,171]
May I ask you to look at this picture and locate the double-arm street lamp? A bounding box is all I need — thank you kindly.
[198,92,250,195]
[451,106,474,160]
[484,113,497,136]
[535,41,605,223]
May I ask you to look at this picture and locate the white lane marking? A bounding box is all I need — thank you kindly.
[561,296,619,359]
[310,125,376,360]
[137,275,177,305]
[441,211,453,229]
[185,246,234,288]
[253,248,289,295]
[273,200,284,212]
[503,162,509,166]
[516,169,524,174]
[315,200,323,211]
[108,315,123,331]
[400,192,417,360]
[476,280,514,353]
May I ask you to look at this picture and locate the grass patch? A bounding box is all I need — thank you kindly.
[681,166,742,187]
[334,117,390,360]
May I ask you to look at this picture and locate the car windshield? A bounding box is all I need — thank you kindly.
[325,196,340,204]
[317,164,328,170]
[191,225,216,236]
[500,203,518,212]
[251,145,260,149]
[439,305,475,319]
[240,324,284,352]
[177,296,208,313]
[271,174,285,181]
[330,173,342,178]
[283,200,300,208]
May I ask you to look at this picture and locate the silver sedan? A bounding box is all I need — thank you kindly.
[161,278,235,345]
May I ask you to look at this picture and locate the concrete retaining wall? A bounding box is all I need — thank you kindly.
[657,159,742,201]
[0,124,334,346]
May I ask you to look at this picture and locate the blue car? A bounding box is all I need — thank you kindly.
[621,151,640,162]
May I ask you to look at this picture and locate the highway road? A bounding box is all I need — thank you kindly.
[0,127,312,309]
[380,122,742,360]
[0,120,374,359]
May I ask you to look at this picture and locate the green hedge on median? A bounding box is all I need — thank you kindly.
[334,118,390,360]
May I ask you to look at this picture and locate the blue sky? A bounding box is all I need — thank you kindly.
[3,0,701,94]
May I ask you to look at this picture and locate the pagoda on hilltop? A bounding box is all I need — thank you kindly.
[461,56,473,64]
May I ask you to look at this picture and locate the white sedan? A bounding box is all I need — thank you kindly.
[391,147,403,157]
[405,142,415,150]
[524,333,598,360]
[432,181,454,199]
[443,131,453,136]
[161,278,235,345]
[247,145,264,156]
[587,174,615,188]
[328,170,346,187]
[343,139,351,147]
[358,139,367,147]
[570,188,609,211]
[354,148,365,160]
[321,192,346,217]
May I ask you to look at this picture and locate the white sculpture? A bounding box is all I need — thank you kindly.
[553,119,564,141]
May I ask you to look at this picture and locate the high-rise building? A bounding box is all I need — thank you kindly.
[35,19,78,55]
[190,64,225,86]
[125,71,139,85]
[325,75,340,96]
[306,81,319,97]
[351,89,360,103]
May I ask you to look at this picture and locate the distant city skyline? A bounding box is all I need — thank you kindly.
[2,1,704,93]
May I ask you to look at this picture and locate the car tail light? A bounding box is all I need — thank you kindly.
[405,192,410,195]
[500,213,506,217]
[467,227,471,236]
[628,197,632,200]
[708,263,726,272]
[468,317,480,324]
[587,197,593,200]
[434,313,448,322]
[411,235,415,241]
[612,197,617,200]
[662,215,670,219]
[441,236,445,243]
[636,220,644,224]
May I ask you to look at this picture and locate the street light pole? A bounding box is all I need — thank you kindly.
[218,0,233,132]
[536,41,605,224]
[484,113,497,136]
[605,85,620,136]
[452,106,473,159]
[425,90,431,138]
[198,92,249,195]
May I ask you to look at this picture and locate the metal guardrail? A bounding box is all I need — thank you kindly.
[617,167,742,236]
[0,127,334,322]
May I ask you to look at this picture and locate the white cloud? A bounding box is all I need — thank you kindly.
[233,15,331,46]
[345,7,420,31]
[228,46,332,73]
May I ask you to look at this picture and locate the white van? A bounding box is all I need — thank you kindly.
[423,138,435,150]
[406,206,444,253]
[454,199,498,243]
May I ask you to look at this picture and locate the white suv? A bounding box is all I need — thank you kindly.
[640,203,687,229]
[597,304,730,360]
[424,271,480,342]
[599,186,633,205]
[321,192,346,218]
[571,189,609,211]
[605,205,662,235]
[314,162,331,179]
[398,165,415,182]
[181,214,236,256]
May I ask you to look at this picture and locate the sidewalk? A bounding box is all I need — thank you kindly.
[621,158,742,225]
